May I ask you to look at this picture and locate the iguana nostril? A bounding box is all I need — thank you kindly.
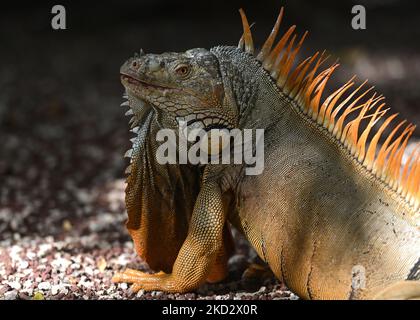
[148,60,161,72]
[131,60,138,68]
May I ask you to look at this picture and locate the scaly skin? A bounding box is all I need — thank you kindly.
[113,11,420,299]
[118,50,234,284]
[215,46,420,299]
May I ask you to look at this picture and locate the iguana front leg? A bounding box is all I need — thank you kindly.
[112,174,227,293]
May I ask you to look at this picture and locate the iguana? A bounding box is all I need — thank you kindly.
[113,7,420,299]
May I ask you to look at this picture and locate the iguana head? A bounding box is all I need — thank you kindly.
[120,48,238,131]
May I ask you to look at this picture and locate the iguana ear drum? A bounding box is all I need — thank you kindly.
[237,7,420,210]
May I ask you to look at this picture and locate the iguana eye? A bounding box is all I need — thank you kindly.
[174,64,191,78]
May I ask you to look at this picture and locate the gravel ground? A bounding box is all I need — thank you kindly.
[0,179,295,300]
[0,2,419,300]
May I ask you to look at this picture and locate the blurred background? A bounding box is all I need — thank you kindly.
[0,0,419,299]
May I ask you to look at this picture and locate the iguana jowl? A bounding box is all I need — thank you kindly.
[113,7,420,299]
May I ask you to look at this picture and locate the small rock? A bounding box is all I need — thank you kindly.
[62,220,73,231]
[18,292,31,300]
[51,285,61,295]
[0,286,9,295]
[97,257,107,272]
[4,290,18,300]
[70,263,81,270]
[38,281,51,290]
[85,266,94,275]
[6,281,21,290]
[26,252,36,260]
[33,291,45,300]
[256,286,266,293]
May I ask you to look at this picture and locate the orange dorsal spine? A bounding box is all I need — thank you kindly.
[238,8,419,212]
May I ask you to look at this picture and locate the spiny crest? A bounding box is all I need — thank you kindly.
[121,91,141,176]
[238,8,419,211]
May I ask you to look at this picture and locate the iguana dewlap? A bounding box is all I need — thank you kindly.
[113,7,420,299]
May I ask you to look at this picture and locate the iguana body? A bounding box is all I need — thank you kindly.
[113,8,420,299]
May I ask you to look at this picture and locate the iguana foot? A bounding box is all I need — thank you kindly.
[113,171,230,294]
[112,269,182,293]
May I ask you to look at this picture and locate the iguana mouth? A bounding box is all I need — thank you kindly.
[121,74,176,116]
[121,74,170,91]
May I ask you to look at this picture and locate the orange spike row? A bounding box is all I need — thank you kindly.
[271,34,296,79]
[387,126,415,188]
[277,31,309,88]
[238,35,244,50]
[309,63,339,120]
[283,56,310,95]
[301,64,335,118]
[399,144,419,195]
[333,86,374,140]
[337,102,369,144]
[236,8,419,208]
[340,95,376,152]
[327,79,367,130]
[239,9,254,54]
[297,51,330,112]
[363,113,399,170]
[341,109,370,152]
[356,103,388,162]
[399,143,420,206]
[406,148,420,206]
[257,7,284,62]
[372,119,407,175]
[329,80,372,135]
[296,51,329,110]
[386,125,413,178]
[303,68,330,113]
[310,72,334,120]
[381,124,415,182]
[408,151,420,199]
[263,25,296,71]
[287,53,319,98]
[319,76,356,127]
[342,93,384,151]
